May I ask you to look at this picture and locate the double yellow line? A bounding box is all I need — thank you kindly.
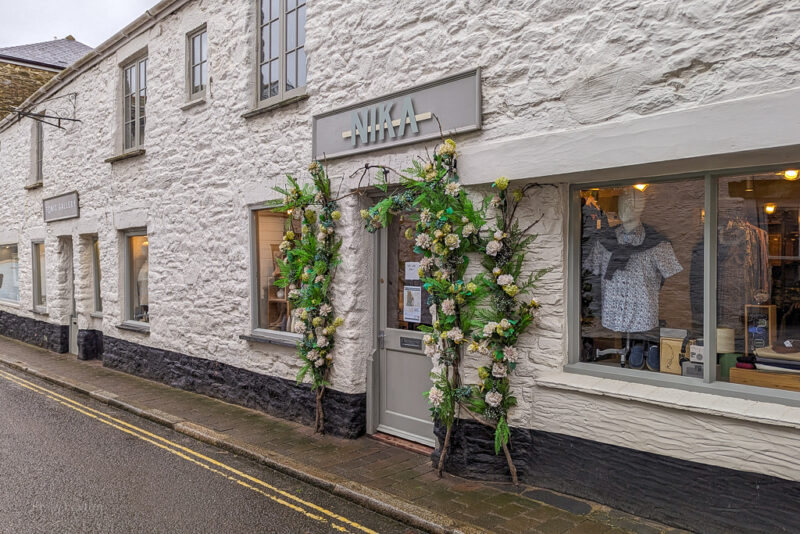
[0,368,377,534]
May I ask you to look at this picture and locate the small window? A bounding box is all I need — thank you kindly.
[122,56,148,150]
[125,231,149,323]
[92,237,102,313]
[0,244,19,302]
[252,209,298,332]
[187,26,208,99]
[32,241,46,310]
[257,0,307,105]
[32,120,43,186]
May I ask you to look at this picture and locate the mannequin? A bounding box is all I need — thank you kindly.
[584,187,682,367]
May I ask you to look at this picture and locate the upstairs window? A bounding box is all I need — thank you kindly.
[187,26,208,99]
[31,119,43,186]
[258,0,307,106]
[123,57,147,150]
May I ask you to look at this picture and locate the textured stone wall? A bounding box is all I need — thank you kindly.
[0,61,57,120]
[0,0,798,482]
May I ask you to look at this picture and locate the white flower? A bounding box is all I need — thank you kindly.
[478,341,491,355]
[441,299,456,316]
[492,362,507,378]
[499,319,512,330]
[483,322,498,336]
[444,182,461,197]
[415,233,432,249]
[486,240,502,256]
[294,322,307,334]
[419,209,432,225]
[423,334,434,345]
[497,274,514,286]
[315,358,325,367]
[428,386,444,407]
[485,390,503,408]
[446,327,464,343]
[306,349,320,361]
[279,240,290,252]
[420,257,434,272]
[319,303,332,315]
[490,195,502,208]
[444,233,460,250]
[317,231,327,241]
[494,230,505,240]
[314,192,324,203]
[317,336,329,348]
[503,346,518,363]
[462,223,476,237]
[315,275,325,283]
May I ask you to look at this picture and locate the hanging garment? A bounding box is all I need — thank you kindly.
[585,224,683,333]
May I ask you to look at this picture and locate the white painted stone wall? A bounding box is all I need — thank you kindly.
[1,0,799,480]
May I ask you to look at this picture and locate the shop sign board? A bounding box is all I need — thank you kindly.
[43,191,79,223]
[312,69,481,160]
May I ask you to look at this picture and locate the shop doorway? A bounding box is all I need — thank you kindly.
[376,214,435,446]
[61,237,78,355]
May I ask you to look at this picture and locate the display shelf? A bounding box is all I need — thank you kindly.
[730,367,800,393]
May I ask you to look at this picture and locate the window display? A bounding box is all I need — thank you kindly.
[128,234,149,323]
[386,214,432,331]
[579,180,704,373]
[0,244,19,302]
[719,172,800,392]
[254,209,298,332]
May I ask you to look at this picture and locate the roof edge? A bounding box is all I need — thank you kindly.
[0,0,191,133]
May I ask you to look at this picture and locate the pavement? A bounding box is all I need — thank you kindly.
[0,335,687,534]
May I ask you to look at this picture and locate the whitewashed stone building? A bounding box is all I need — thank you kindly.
[1,1,799,531]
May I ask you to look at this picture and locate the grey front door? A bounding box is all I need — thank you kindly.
[377,215,435,446]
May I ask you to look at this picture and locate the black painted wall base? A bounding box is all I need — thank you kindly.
[101,336,366,438]
[0,310,68,353]
[77,329,103,360]
[434,418,800,533]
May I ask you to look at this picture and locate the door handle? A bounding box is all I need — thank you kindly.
[378,331,385,349]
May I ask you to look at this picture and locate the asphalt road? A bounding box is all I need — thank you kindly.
[0,365,421,534]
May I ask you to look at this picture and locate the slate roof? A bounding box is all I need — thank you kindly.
[0,37,92,70]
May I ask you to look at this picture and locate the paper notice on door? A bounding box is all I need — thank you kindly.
[405,261,420,281]
[403,286,422,323]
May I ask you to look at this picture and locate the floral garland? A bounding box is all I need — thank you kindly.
[273,161,344,433]
[465,177,548,484]
[360,139,486,476]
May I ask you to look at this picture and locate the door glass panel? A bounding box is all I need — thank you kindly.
[386,214,432,331]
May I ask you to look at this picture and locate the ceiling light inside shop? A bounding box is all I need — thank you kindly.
[143,240,149,246]
[765,203,777,215]
[633,184,648,192]
[784,169,799,180]
[745,177,754,192]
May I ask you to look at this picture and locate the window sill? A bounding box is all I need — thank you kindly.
[181,97,206,111]
[104,149,145,164]
[90,312,103,319]
[31,307,48,316]
[117,320,150,334]
[239,331,300,348]
[544,365,800,430]
[24,182,43,190]
[242,92,309,119]
[0,299,20,308]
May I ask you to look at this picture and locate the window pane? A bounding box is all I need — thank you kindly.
[255,210,297,331]
[286,51,296,92]
[125,121,135,150]
[270,60,279,97]
[298,4,306,47]
[717,171,800,390]
[270,21,279,60]
[200,61,207,88]
[192,65,202,92]
[139,116,146,145]
[287,0,297,10]
[193,34,201,65]
[270,0,279,19]
[201,31,207,62]
[579,181,704,375]
[260,24,269,63]
[34,243,46,307]
[260,0,269,22]
[139,59,147,90]
[0,244,19,302]
[297,47,306,88]
[386,214,432,331]
[93,238,102,313]
[287,10,296,50]
[129,235,149,323]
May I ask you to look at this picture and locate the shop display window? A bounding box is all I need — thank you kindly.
[717,172,800,392]
[0,244,19,303]
[127,233,149,323]
[32,242,46,309]
[578,180,704,375]
[385,214,433,332]
[254,209,298,332]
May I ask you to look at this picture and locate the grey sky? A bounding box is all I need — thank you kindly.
[0,0,157,49]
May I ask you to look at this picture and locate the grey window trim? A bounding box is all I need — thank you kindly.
[91,236,102,314]
[122,228,149,330]
[248,204,302,343]
[186,24,208,102]
[565,161,800,405]
[253,0,307,111]
[31,240,46,313]
[121,55,148,152]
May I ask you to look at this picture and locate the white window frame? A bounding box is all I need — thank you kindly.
[122,229,150,331]
[0,243,20,305]
[254,0,307,110]
[122,56,148,151]
[566,162,800,408]
[186,24,208,101]
[248,205,301,345]
[31,240,46,313]
[91,236,102,314]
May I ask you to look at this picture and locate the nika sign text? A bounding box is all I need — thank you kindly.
[312,69,481,160]
[43,191,80,223]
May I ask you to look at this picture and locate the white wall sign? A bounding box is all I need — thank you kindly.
[43,191,79,223]
[312,69,481,160]
[404,261,420,281]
